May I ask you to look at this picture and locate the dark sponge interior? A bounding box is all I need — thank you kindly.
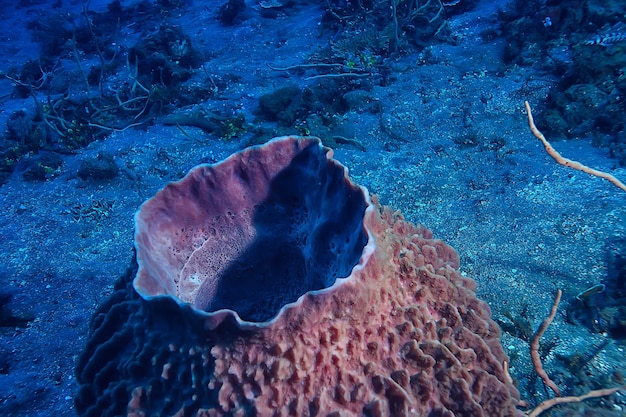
[205,142,369,322]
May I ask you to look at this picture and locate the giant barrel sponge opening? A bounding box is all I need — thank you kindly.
[76,135,521,417]
[133,136,373,326]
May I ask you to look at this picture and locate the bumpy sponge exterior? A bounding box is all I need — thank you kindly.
[75,136,520,417]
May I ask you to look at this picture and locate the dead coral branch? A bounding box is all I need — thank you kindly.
[525,101,626,192]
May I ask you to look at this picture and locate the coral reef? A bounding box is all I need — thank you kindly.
[0,0,204,183]
[75,136,519,416]
[499,0,626,164]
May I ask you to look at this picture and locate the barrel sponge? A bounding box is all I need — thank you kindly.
[75,136,521,417]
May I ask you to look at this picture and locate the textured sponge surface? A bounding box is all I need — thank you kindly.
[75,202,520,417]
[76,137,520,417]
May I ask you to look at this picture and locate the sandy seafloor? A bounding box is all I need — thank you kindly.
[0,0,625,416]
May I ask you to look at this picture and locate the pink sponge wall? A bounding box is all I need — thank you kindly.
[75,136,520,416]
[192,203,520,416]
